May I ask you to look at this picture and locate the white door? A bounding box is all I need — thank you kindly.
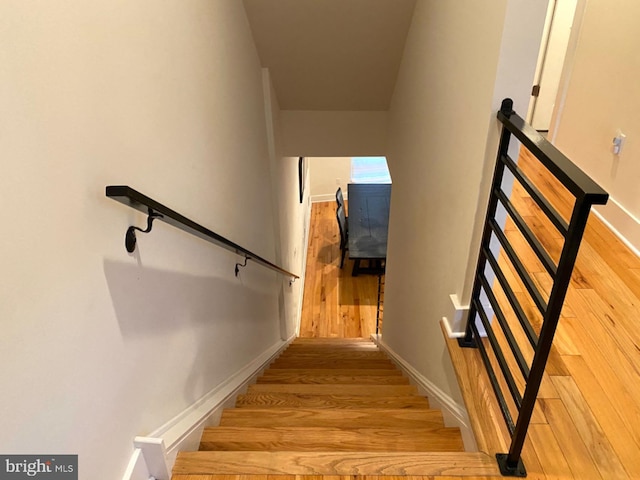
[529,0,578,131]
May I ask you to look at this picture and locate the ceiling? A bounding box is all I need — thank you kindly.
[243,0,417,111]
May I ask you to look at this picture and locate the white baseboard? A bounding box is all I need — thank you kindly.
[370,334,477,452]
[444,294,468,336]
[442,316,465,339]
[123,335,294,480]
[311,193,347,203]
[593,197,640,258]
[443,293,491,338]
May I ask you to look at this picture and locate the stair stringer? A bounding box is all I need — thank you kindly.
[370,333,477,451]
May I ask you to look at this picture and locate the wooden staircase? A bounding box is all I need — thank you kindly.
[172,337,501,479]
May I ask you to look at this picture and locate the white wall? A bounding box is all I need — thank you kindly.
[552,0,640,252]
[382,0,547,403]
[309,157,352,202]
[0,2,298,479]
[281,111,388,157]
[460,0,550,304]
[263,70,310,339]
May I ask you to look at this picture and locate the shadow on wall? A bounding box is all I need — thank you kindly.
[102,259,280,418]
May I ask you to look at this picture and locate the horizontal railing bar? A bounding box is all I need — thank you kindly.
[473,295,524,408]
[106,185,299,279]
[496,189,557,278]
[501,154,569,236]
[489,219,548,314]
[497,110,608,205]
[479,257,532,379]
[469,317,517,435]
[484,247,539,349]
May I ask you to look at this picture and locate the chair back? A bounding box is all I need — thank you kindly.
[336,187,344,209]
[336,205,348,248]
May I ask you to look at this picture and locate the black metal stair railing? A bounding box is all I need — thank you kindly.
[106,186,299,280]
[459,99,608,477]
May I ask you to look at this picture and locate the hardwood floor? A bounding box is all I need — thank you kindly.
[447,146,640,479]
[299,200,378,338]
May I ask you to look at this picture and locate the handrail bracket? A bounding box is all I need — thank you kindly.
[125,209,164,253]
[235,255,249,277]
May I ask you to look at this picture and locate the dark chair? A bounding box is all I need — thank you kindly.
[336,204,348,268]
[336,187,345,209]
[336,187,348,232]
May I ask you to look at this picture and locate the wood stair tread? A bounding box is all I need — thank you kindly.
[291,337,373,343]
[220,407,444,428]
[284,345,381,352]
[276,351,389,359]
[235,393,431,409]
[200,426,464,452]
[441,323,507,455]
[172,476,504,480]
[247,384,418,395]
[256,373,409,385]
[173,451,500,476]
[270,359,395,368]
[263,367,402,375]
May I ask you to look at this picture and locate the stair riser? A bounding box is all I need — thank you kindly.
[200,427,464,452]
[173,451,501,476]
[262,368,403,376]
[246,384,418,395]
[290,338,372,343]
[219,408,445,428]
[276,352,388,359]
[284,345,381,352]
[257,374,409,385]
[270,360,395,369]
[234,393,431,409]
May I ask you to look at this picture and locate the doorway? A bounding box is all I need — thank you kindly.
[527,0,578,132]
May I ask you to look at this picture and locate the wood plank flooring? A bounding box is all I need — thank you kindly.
[446,146,640,479]
[299,201,379,338]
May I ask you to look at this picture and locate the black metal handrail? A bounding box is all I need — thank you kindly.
[106,185,299,280]
[459,99,608,477]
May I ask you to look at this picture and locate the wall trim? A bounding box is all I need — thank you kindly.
[120,448,148,480]
[295,195,313,336]
[370,334,477,451]
[124,335,294,480]
[311,193,347,204]
[444,293,490,338]
[444,294,468,336]
[442,316,465,339]
[593,197,640,258]
[133,437,169,480]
